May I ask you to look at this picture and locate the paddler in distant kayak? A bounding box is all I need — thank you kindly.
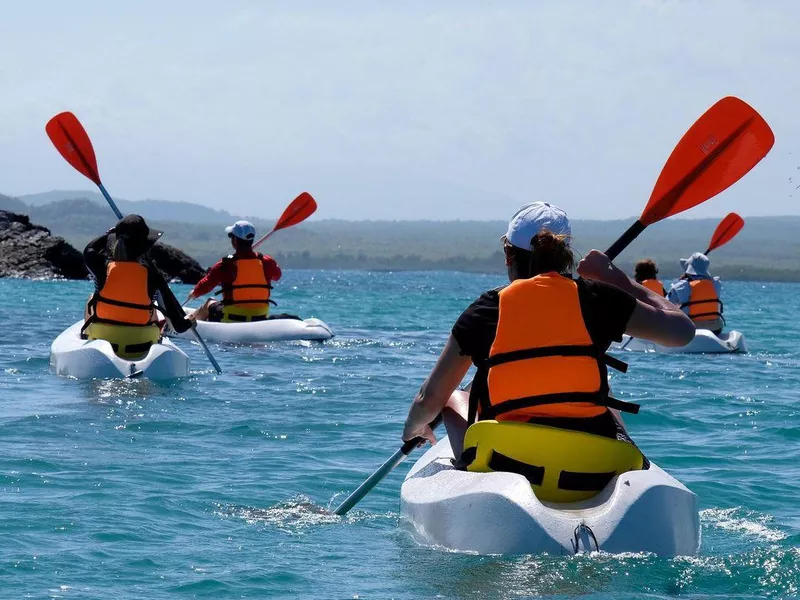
[667,252,724,335]
[83,215,193,358]
[187,220,282,323]
[402,202,694,454]
[633,259,666,296]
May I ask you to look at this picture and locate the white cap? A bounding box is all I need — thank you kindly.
[503,202,571,250]
[225,220,256,241]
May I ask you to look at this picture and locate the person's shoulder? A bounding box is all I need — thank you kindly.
[474,285,505,304]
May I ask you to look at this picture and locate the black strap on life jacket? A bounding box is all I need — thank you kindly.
[486,345,628,374]
[680,298,723,309]
[95,293,156,311]
[680,297,725,323]
[481,392,640,420]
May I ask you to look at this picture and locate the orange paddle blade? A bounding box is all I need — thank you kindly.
[640,96,773,226]
[45,112,102,185]
[706,212,744,254]
[274,192,317,231]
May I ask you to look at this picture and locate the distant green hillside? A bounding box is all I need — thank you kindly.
[18,190,245,225]
[7,194,799,281]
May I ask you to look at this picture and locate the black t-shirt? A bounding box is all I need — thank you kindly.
[452,276,637,419]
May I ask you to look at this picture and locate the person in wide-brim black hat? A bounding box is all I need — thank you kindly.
[80,214,192,358]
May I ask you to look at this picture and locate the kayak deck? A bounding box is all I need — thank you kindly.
[400,436,700,556]
[612,329,747,354]
[164,309,334,343]
[50,321,190,379]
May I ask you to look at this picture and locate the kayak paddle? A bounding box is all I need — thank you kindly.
[705,212,745,255]
[45,111,223,375]
[333,416,441,516]
[253,192,317,250]
[605,96,773,260]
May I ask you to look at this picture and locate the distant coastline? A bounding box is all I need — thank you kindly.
[3,191,800,282]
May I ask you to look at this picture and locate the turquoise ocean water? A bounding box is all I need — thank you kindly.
[1,272,799,599]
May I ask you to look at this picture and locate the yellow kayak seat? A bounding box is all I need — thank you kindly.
[462,420,645,503]
[221,304,270,323]
[84,322,161,359]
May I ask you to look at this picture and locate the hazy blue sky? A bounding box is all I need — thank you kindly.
[1,1,798,220]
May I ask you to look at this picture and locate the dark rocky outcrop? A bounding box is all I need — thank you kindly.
[0,210,206,284]
[0,211,88,279]
[148,243,205,285]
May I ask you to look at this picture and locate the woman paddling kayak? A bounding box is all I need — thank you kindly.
[402,202,695,455]
[82,214,192,358]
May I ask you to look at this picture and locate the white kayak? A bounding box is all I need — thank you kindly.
[50,321,190,379]
[165,309,334,343]
[400,436,700,557]
[612,329,747,354]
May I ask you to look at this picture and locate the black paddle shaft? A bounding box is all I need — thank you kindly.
[605,220,646,261]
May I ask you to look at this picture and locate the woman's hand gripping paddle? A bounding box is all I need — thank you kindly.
[605,96,773,260]
[705,213,745,255]
[333,416,442,516]
[45,111,222,375]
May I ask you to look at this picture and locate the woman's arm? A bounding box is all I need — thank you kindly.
[402,335,472,444]
[83,233,110,280]
[578,250,695,347]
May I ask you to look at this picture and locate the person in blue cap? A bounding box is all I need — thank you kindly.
[667,252,724,335]
[187,220,282,323]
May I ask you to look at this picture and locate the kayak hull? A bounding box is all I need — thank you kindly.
[50,321,190,379]
[400,436,699,557]
[165,309,334,343]
[612,329,747,354]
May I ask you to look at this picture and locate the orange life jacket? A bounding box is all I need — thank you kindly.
[90,261,155,327]
[640,279,666,296]
[477,273,637,422]
[219,255,273,315]
[680,279,723,323]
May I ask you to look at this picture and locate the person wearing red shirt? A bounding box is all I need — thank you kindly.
[187,221,282,323]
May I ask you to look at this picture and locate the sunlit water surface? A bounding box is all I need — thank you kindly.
[1,274,798,599]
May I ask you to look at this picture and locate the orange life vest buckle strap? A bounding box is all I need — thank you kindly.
[487,345,628,374]
[95,293,155,311]
[487,345,601,367]
[216,283,274,294]
[484,392,640,420]
[680,299,724,311]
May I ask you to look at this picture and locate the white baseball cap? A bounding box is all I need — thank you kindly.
[503,202,571,250]
[225,220,256,241]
